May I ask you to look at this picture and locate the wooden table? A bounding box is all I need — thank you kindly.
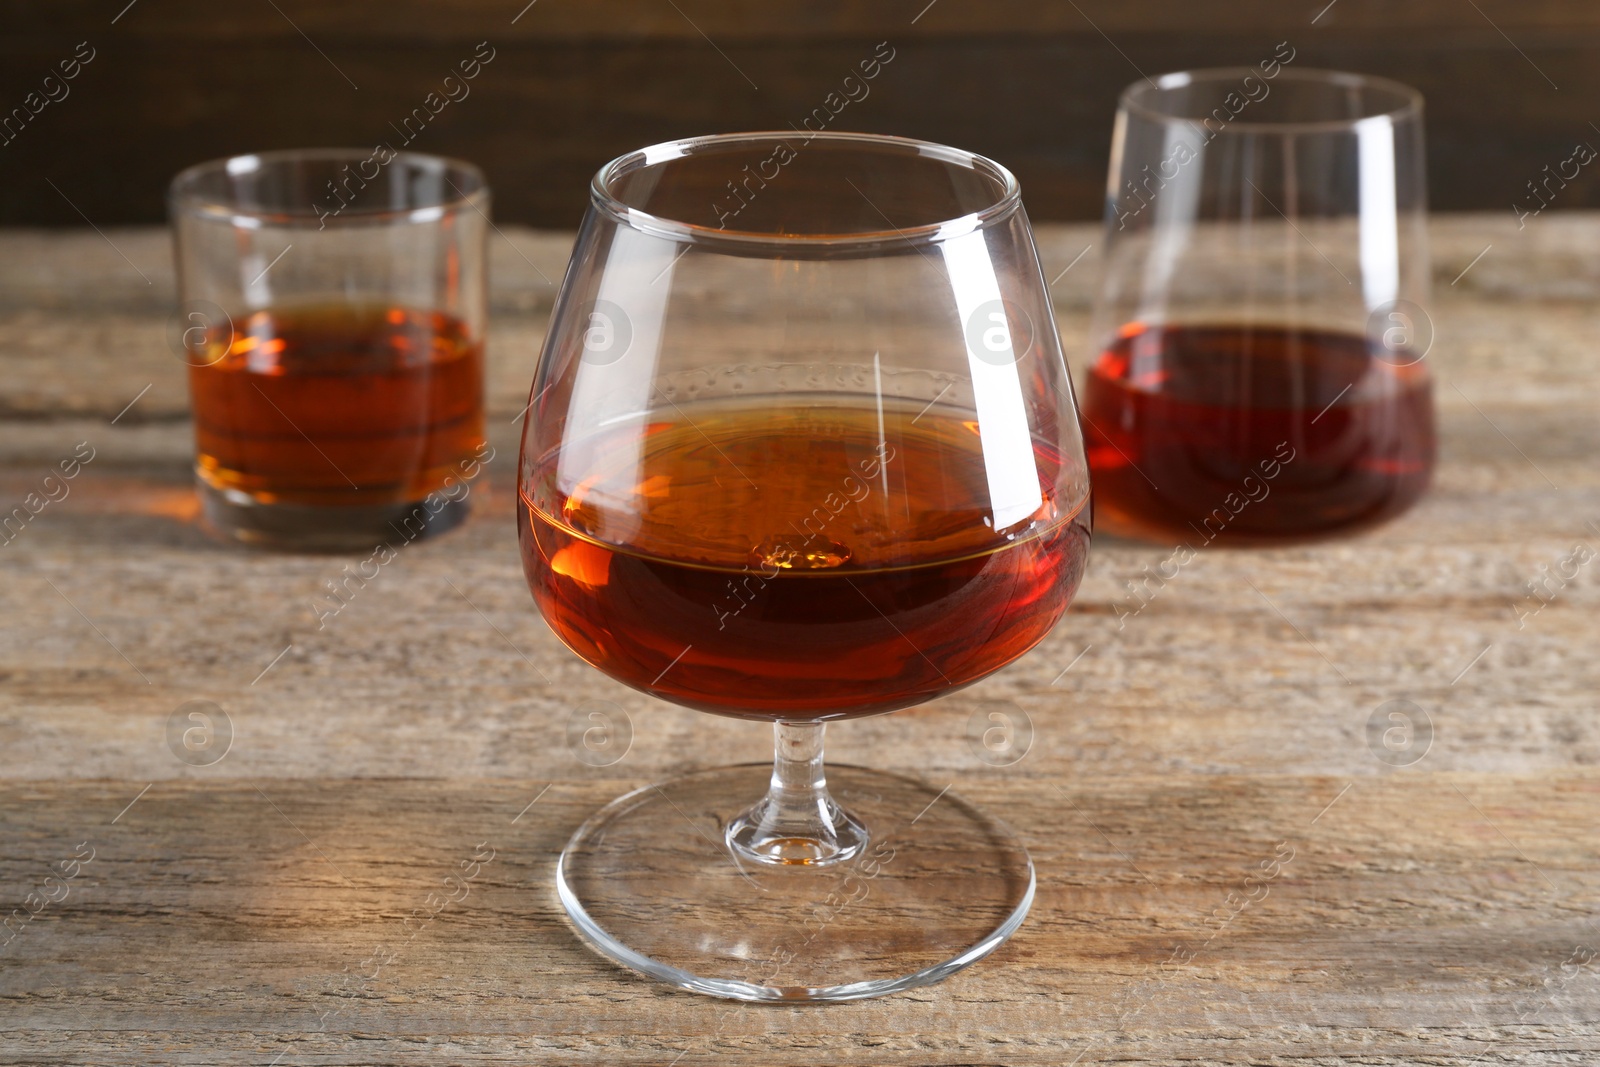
[1,217,1596,1065]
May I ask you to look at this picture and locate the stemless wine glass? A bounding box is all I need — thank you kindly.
[1083,68,1435,544]
[518,132,1091,1000]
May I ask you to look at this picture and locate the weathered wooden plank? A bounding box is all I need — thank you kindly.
[0,776,1596,1065]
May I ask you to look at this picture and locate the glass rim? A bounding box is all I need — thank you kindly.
[1120,67,1424,133]
[168,147,489,229]
[589,131,1023,249]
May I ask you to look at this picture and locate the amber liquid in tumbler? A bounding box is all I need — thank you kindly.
[1081,324,1435,544]
[189,303,485,507]
[519,405,1091,721]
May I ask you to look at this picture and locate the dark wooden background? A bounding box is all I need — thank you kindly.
[2,0,1598,228]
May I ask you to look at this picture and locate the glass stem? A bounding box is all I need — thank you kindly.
[725,721,868,866]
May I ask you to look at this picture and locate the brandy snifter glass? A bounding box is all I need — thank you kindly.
[519,132,1091,1000]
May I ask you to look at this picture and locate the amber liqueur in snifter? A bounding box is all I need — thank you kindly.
[517,131,1091,1002]
[522,405,1089,720]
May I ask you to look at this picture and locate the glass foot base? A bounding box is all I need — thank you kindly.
[556,764,1034,1002]
[197,481,468,552]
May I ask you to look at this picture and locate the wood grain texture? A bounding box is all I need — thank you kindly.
[2,776,1597,1065]
[2,1,1600,226]
[1,217,1599,1064]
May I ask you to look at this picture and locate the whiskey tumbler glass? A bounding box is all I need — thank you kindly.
[169,149,489,550]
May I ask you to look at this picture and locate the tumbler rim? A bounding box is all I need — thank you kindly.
[1120,67,1424,134]
[590,130,1024,249]
[168,147,489,230]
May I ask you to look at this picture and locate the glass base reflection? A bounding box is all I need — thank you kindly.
[556,763,1034,1002]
